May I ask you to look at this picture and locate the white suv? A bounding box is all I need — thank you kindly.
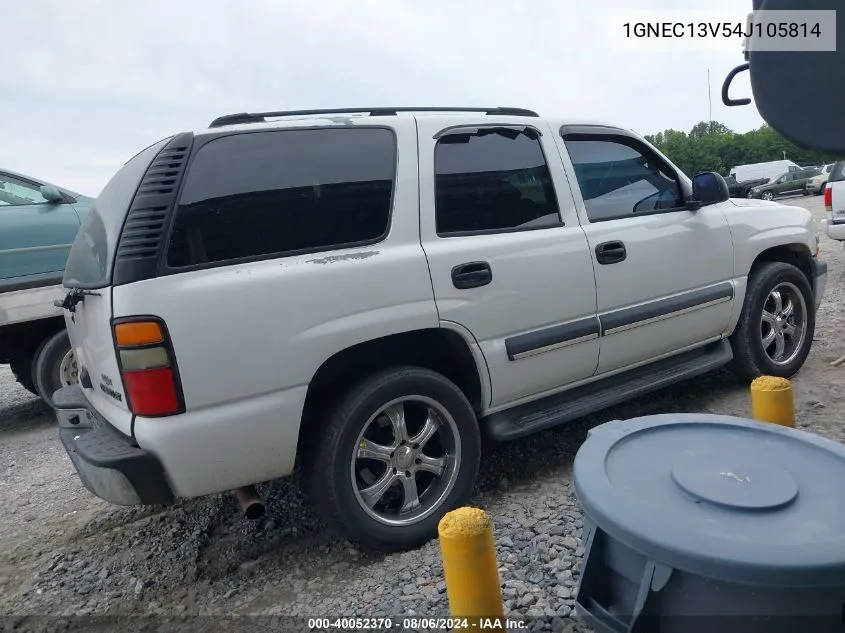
[52,107,827,551]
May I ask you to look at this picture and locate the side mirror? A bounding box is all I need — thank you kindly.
[690,172,729,208]
[40,185,65,204]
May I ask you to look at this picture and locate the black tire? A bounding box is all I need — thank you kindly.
[761,190,774,201]
[32,330,75,406]
[307,366,481,552]
[10,356,38,395]
[728,262,815,380]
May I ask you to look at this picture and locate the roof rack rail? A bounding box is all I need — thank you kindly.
[208,106,539,128]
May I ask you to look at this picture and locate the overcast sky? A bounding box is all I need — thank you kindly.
[3,0,762,197]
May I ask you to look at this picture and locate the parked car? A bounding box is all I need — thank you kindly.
[51,107,826,551]
[748,167,821,200]
[821,160,845,243]
[724,174,769,198]
[0,169,93,404]
[806,163,834,195]
[729,159,800,182]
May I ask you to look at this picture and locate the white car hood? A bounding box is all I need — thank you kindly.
[729,198,781,208]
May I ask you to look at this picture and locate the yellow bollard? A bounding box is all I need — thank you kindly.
[751,375,795,427]
[438,507,505,627]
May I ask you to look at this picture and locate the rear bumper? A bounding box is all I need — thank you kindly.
[811,258,827,312]
[821,218,845,241]
[54,385,173,506]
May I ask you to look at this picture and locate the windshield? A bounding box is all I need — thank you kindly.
[63,138,170,288]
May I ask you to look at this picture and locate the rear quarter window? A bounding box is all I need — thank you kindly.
[829,161,845,183]
[167,127,396,268]
[63,138,171,288]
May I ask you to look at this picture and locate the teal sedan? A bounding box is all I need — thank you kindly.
[0,169,95,291]
[1,168,95,405]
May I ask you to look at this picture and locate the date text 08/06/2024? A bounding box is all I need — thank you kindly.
[308,617,528,630]
[623,21,822,39]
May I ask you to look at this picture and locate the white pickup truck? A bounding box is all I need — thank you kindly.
[822,160,845,243]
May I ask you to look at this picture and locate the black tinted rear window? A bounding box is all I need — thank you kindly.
[167,128,396,268]
[64,138,171,288]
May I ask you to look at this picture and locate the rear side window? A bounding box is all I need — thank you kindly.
[64,137,171,288]
[434,127,561,236]
[167,128,396,268]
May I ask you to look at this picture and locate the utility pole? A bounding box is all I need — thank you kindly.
[707,68,712,131]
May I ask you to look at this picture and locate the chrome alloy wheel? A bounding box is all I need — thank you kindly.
[760,282,807,366]
[350,396,460,527]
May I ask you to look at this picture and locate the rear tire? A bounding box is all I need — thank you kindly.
[728,262,815,380]
[32,330,77,406]
[10,356,38,395]
[307,366,481,552]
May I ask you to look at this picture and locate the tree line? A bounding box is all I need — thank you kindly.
[644,121,840,178]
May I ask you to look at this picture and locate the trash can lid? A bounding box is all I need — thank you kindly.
[573,413,845,587]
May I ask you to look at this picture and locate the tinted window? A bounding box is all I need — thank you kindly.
[830,161,845,183]
[564,138,684,223]
[0,173,47,206]
[434,127,561,235]
[64,137,171,288]
[168,128,395,267]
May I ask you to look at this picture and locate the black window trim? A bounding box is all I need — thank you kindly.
[159,125,399,276]
[560,126,693,224]
[432,123,543,140]
[434,125,565,239]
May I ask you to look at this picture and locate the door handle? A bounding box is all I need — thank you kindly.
[451,261,492,289]
[595,241,626,265]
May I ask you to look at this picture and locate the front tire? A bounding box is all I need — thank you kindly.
[761,190,774,201]
[307,366,481,552]
[33,330,78,406]
[728,262,815,380]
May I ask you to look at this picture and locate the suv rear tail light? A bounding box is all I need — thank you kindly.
[825,185,832,213]
[114,318,184,417]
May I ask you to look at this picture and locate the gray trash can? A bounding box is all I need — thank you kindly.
[572,413,845,633]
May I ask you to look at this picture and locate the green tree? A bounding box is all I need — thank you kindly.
[647,121,839,177]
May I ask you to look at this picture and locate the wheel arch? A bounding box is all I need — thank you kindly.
[750,243,814,289]
[0,317,66,364]
[298,327,488,456]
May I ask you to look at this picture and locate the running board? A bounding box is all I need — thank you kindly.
[484,340,733,441]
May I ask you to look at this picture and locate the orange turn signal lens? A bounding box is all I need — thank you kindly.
[114,321,165,347]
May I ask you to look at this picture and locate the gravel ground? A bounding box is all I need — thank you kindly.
[1,195,843,632]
